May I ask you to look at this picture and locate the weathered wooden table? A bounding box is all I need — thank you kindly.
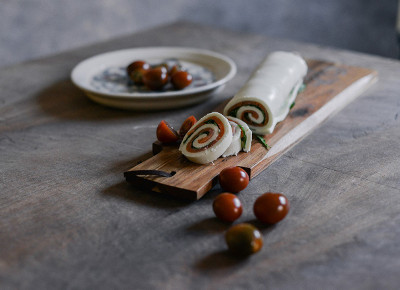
[1,22,400,289]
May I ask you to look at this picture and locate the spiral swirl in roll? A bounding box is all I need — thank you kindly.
[226,101,269,128]
[179,112,232,164]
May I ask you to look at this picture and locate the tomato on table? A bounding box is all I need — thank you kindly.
[156,120,179,143]
[253,192,290,224]
[213,193,242,222]
[218,167,249,193]
[225,223,263,256]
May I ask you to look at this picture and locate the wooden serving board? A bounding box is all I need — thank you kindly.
[124,60,377,200]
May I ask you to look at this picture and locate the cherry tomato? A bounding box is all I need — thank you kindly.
[127,60,150,84]
[219,167,249,193]
[143,67,168,91]
[171,71,193,90]
[213,193,242,222]
[169,65,181,76]
[253,192,290,224]
[156,120,179,143]
[179,116,197,138]
[225,223,263,255]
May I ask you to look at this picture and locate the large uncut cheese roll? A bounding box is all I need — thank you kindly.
[179,112,232,164]
[223,51,308,135]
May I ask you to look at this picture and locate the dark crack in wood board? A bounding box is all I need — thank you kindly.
[124,59,377,200]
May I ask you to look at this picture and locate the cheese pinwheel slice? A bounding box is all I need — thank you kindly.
[222,121,242,157]
[223,51,308,135]
[179,112,233,164]
[226,116,252,152]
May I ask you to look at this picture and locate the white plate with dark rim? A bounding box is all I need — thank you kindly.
[71,47,236,110]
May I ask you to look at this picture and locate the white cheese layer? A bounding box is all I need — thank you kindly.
[222,121,242,157]
[223,51,308,135]
[226,116,252,152]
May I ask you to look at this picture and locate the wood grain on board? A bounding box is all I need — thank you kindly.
[125,60,377,200]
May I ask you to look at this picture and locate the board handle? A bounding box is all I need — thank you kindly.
[124,169,176,178]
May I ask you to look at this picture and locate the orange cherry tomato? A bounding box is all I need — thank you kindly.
[143,67,168,91]
[225,223,263,255]
[253,192,290,224]
[156,120,179,143]
[179,116,197,138]
[213,193,243,222]
[219,167,249,193]
[171,71,193,90]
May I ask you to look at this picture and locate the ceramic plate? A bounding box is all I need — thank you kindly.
[71,47,236,110]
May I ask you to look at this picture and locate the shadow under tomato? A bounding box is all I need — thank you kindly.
[244,218,278,233]
[186,217,232,234]
[195,249,250,273]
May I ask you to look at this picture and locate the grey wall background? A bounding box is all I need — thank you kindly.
[1,0,398,68]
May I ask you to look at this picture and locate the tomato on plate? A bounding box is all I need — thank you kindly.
[213,193,242,222]
[253,192,290,224]
[219,167,249,193]
[143,67,168,91]
[171,71,193,90]
[156,120,179,143]
[126,60,150,84]
[179,116,197,138]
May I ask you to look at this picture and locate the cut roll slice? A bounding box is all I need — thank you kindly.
[226,116,252,152]
[179,112,233,164]
[222,121,242,157]
[223,51,308,135]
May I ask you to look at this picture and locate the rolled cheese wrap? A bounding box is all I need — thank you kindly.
[179,112,232,164]
[222,121,242,157]
[223,51,308,135]
[226,116,252,152]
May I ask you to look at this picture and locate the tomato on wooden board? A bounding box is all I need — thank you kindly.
[179,116,197,138]
[213,193,242,222]
[253,192,290,224]
[143,67,168,90]
[171,71,193,90]
[225,223,263,255]
[156,120,179,144]
[219,167,249,193]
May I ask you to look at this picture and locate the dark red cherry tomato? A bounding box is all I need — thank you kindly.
[219,167,249,193]
[169,65,180,76]
[143,67,168,91]
[127,60,150,84]
[171,71,193,90]
[253,192,290,224]
[225,223,263,255]
[156,120,179,143]
[179,116,197,138]
[213,193,243,222]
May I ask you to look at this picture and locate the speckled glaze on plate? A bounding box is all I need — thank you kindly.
[71,47,236,110]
